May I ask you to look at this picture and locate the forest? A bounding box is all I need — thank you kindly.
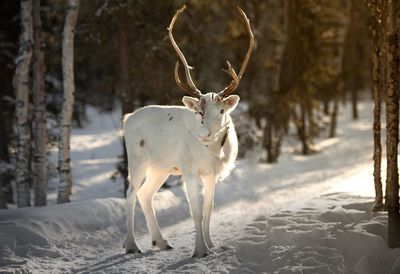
[1,0,400,273]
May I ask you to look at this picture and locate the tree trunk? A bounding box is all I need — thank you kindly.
[264,122,273,163]
[14,0,33,208]
[307,99,319,138]
[299,102,310,155]
[0,105,12,207]
[32,0,47,207]
[323,100,330,115]
[264,120,283,163]
[57,0,80,204]
[385,0,400,248]
[329,95,339,138]
[0,184,6,208]
[370,6,383,211]
[349,0,359,120]
[118,7,133,196]
[0,112,10,166]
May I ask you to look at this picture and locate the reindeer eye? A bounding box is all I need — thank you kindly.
[220,109,224,114]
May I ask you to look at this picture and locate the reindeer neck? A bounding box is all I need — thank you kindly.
[205,119,232,158]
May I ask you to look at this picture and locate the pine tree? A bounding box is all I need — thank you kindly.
[349,0,359,120]
[385,0,400,248]
[365,0,384,212]
[14,0,33,207]
[57,0,80,203]
[285,0,315,155]
[329,89,340,138]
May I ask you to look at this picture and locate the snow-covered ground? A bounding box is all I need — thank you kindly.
[1,101,398,274]
[46,107,125,203]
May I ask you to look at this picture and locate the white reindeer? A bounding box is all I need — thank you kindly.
[123,5,254,258]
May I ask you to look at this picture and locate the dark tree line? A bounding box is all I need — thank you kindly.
[0,0,379,207]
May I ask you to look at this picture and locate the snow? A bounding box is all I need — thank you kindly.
[47,107,125,203]
[233,194,400,273]
[1,101,399,274]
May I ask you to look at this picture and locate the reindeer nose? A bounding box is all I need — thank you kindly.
[198,127,211,139]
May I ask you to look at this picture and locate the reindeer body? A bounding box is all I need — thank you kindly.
[124,105,237,179]
[124,95,239,256]
[124,4,253,258]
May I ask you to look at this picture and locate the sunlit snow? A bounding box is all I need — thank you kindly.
[1,101,399,274]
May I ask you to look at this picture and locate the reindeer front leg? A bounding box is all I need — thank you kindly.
[202,175,216,249]
[184,174,212,258]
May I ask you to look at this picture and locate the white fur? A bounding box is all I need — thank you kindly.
[123,93,239,257]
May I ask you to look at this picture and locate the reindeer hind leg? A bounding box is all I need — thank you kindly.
[137,168,172,250]
[125,162,146,254]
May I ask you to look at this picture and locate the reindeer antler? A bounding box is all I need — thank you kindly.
[218,6,254,98]
[168,5,202,98]
[168,5,254,99]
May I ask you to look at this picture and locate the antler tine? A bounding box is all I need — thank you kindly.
[174,62,199,98]
[218,6,254,98]
[236,6,255,80]
[222,61,239,83]
[219,60,239,96]
[168,5,202,98]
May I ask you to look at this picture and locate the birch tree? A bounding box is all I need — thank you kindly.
[14,0,33,208]
[57,0,80,203]
[32,0,47,206]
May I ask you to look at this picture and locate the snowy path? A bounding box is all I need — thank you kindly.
[232,194,400,274]
[0,102,388,273]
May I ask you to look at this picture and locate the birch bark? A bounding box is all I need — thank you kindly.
[14,0,33,208]
[32,0,47,206]
[57,0,80,203]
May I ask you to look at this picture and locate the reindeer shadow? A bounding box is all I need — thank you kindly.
[158,245,236,273]
[70,251,155,274]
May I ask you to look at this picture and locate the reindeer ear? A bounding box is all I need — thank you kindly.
[222,95,240,112]
[182,96,199,111]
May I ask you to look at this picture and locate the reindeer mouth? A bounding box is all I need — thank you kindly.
[198,136,215,144]
[198,124,229,145]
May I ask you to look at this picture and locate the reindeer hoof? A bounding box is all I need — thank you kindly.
[206,242,215,249]
[125,241,142,254]
[152,239,173,250]
[192,249,212,258]
[126,247,142,254]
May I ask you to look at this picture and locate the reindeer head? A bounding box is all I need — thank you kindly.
[168,5,254,144]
